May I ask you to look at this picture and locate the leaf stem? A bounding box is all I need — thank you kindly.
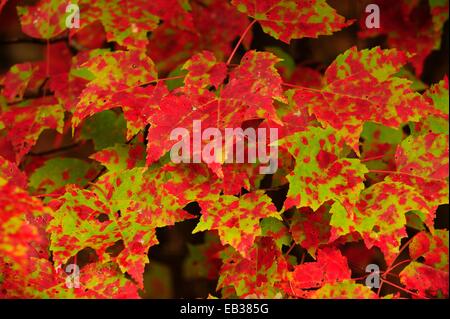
[384,259,411,275]
[361,155,385,162]
[380,278,428,299]
[284,242,296,256]
[377,235,416,297]
[226,19,257,65]
[282,82,321,92]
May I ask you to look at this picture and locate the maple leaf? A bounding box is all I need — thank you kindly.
[0,96,64,162]
[409,230,449,271]
[399,230,449,298]
[358,0,448,76]
[157,162,216,202]
[215,162,255,195]
[70,0,162,49]
[294,47,434,154]
[182,51,227,99]
[50,48,108,113]
[47,185,127,269]
[59,262,140,298]
[330,182,434,264]
[17,0,70,39]
[289,205,332,256]
[147,0,250,73]
[221,50,286,122]
[23,43,73,97]
[218,237,289,298]
[360,122,404,183]
[400,262,448,298]
[146,50,284,166]
[192,0,252,61]
[0,178,50,269]
[284,248,351,297]
[1,257,56,298]
[398,230,449,297]
[231,0,352,43]
[429,0,449,32]
[72,50,161,138]
[260,217,291,250]
[425,76,449,114]
[310,280,378,298]
[273,89,317,139]
[1,0,448,300]
[147,24,200,74]
[193,191,282,258]
[90,143,145,172]
[386,132,449,207]
[145,93,216,165]
[29,158,100,196]
[0,155,27,189]
[280,125,368,210]
[69,21,107,50]
[1,63,39,102]
[48,167,195,286]
[79,110,127,150]
[415,76,449,135]
[1,258,139,298]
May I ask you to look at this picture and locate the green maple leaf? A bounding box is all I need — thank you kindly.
[80,110,127,150]
[310,280,378,298]
[17,0,71,39]
[400,262,448,298]
[29,158,100,196]
[414,76,449,135]
[72,50,160,139]
[330,181,434,264]
[193,191,282,258]
[360,122,404,183]
[2,258,139,298]
[90,143,146,172]
[232,0,352,43]
[0,178,49,268]
[218,237,288,298]
[2,63,38,102]
[409,230,449,271]
[280,125,368,210]
[0,97,64,162]
[295,47,435,154]
[48,167,195,287]
[260,217,291,250]
[386,132,449,207]
[399,230,449,298]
